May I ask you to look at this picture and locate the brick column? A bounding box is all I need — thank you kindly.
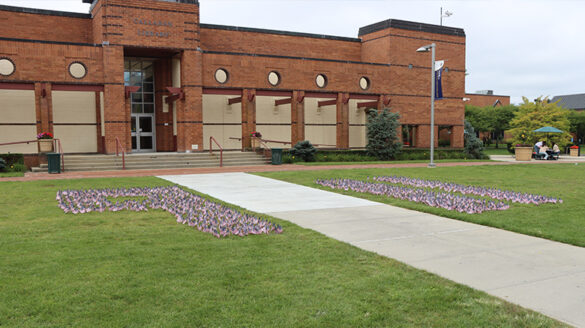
[176,50,203,152]
[291,90,305,146]
[241,89,256,148]
[101,45,127,154]
[35,82,52,135]
[336,92,349,149]
[451,125,464,148]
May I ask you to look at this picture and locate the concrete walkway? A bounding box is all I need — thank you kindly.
[161,172,585,327]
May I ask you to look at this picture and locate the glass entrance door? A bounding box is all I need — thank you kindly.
[125,59,155,152]
[131,115,154,151]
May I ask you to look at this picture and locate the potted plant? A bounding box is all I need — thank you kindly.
[250,131,262,149]
[514,133,532,161]
[570,145,580,157]
[37,132,54,153]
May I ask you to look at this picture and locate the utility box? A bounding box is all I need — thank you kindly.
[47,153,61,174]
[271,148,283,165]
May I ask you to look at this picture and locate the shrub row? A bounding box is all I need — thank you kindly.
[282,148,488,163]
[0,153,27,173]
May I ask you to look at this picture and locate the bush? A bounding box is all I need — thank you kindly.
[0,153,24,166]
[11,163,27,172]
[289,140,317,162]
[464,120,486,159]
[0,158,6,172]
[366,108,403,160]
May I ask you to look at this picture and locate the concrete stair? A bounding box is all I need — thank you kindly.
[31,151,270,172]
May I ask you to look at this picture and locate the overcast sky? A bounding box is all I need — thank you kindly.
[1,0,583,104]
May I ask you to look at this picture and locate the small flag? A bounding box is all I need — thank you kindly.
[435,60,444,100]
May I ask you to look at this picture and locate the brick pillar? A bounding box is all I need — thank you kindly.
[176,50,203,152]
[291,90,305,146]
[336,92,349,149]
[451,125,464,148]
[35,82,52,135]
[241,89,256,148]
[102,45,127,154]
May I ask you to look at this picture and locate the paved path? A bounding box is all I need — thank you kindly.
[161,172,585,327]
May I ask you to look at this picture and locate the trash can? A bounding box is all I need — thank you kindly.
[271,148,283,165]
[47,152,61,174]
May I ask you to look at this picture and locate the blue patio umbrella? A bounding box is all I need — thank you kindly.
[533,126,563,133]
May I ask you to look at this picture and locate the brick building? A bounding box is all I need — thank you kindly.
[465,90,511,108]
[0,0,466,154]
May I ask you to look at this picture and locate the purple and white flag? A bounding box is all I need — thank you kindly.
[435,60,444,100]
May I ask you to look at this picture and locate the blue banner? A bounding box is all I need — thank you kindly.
[435,60,444,100]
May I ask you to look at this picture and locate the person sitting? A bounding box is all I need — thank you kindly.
[551,142,560,160]
[539,142,550,160]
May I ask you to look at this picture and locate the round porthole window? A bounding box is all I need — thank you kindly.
[315,74,328,88]
[359,76,370,90]
[69,62,87,79]
[0,58,16,76]
[268,71,280,86]
[214,68,229,84]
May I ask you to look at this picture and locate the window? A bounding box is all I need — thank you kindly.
[68,62,87,79]
[315,74,328,88]
[214,68,229,84]
[359,76,370,90]
[0,58,15,76]
[267,71,281,86]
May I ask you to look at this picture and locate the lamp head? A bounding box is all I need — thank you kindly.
[416,46,430,52]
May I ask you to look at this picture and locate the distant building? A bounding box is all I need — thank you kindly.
[465,90,510,107]
[551,94,585,111]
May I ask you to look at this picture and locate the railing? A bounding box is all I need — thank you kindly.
[229,136,336,149]
[209,136,223,167]
[115,137,126,170]
[0,138,65,172]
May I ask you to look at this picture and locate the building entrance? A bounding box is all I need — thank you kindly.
[125,59,156,152]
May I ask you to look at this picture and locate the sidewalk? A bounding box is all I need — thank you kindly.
[161,172,585,327]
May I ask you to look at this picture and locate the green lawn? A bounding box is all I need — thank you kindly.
[483,146,511,155]
[0,177,564,327]
[0,171,24,178]
[294,159,490,166]
[257,164,585,247]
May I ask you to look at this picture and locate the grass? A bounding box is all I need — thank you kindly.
[0,171,24,178]
[0,177,565,327]
[256,163,585,247]
[483,146,511,155]
[294,159,490,166]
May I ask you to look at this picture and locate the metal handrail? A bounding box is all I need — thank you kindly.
[209,136,223,167]
[0,138,65,172]
[115,137,126,170]
[228,136,336,148]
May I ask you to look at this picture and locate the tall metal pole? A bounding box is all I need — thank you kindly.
[429,43,436,168]
[440,7,443,26]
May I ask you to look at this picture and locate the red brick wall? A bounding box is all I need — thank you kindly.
[91,0,199,49]
[200,28,362,62]
[0,10,91,44]
[466,93,511,107]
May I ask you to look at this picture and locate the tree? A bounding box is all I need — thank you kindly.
[509,97,572,148]
[465,105,493,135]
[465,104,517,148]
[289,140,317,162]
[366,108,402,160]
[492,105,517,148]
[464,120,485,159]
[568,111,585,144]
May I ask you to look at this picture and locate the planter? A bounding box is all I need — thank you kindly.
[570,148,579,157]
[38,139,54,153]
[515,147,532,161]
[251,137,260,149]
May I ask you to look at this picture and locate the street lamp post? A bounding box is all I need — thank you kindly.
[416,43,436,168]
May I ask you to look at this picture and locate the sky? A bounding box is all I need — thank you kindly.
[1,0,584,105]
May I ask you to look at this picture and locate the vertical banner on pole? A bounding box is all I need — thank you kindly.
[434,60,444,100]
